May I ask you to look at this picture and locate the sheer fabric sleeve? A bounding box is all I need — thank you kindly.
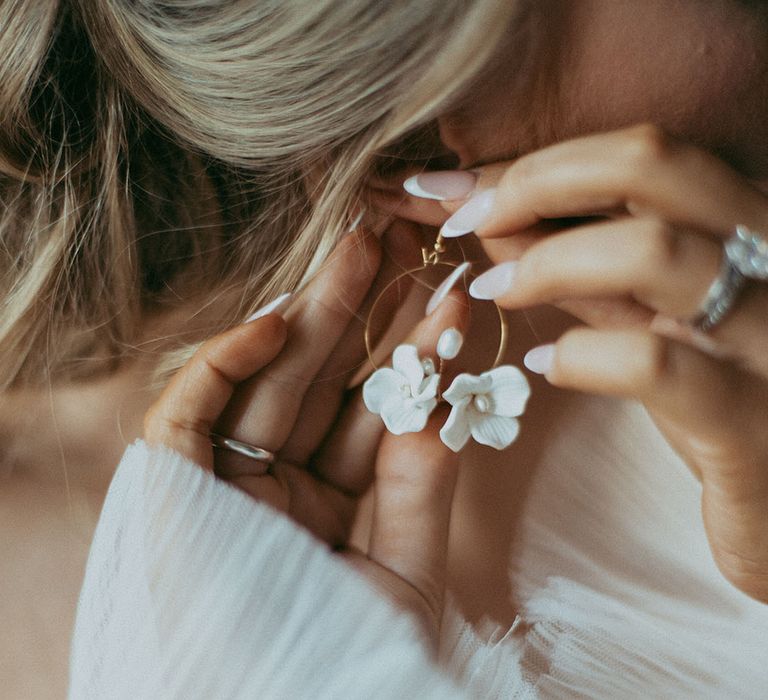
[68,439,464,699]
[437,398,768,699]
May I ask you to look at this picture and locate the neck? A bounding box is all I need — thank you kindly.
[0,303,216,493]
[0,356,158,494]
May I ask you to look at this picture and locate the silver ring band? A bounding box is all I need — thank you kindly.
[688,225,768,333]
[210,433,277,464]
[688,255,746,333]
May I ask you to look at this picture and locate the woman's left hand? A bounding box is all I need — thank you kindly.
[396,124,768,603]
[143,221,470,644]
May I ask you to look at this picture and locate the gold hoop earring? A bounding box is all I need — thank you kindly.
[362,232,531,453]
[364,234,509,372]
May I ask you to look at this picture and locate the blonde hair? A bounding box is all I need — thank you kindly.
[0,0,521,392]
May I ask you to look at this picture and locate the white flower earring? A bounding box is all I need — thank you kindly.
[362,345,440,435]
[440,365,530,451]
[362,233,531,453]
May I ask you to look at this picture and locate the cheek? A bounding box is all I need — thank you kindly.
[438,76,559,167]
[438,107,522,168]
[438,8,559,167]
[440,1,768,174]
[555,1,768,167]
[563,31,737,130]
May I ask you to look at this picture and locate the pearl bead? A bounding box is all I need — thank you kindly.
[422,358,436,375]
[436,327,464,360]
[473,394,490,413]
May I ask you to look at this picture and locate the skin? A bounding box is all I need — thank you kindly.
[147,0,768,636]
[6,5,768,693]
[145,224,472,643]
[440,0,768,177]
[422,127,768,601]
[393,0,768,601]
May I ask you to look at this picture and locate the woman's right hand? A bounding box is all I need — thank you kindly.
[385,125,768,603]
[143,223,468,643]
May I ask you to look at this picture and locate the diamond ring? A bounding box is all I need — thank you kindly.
[689,225,768,333]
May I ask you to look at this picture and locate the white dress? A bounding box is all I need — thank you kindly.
[69,396,768,699]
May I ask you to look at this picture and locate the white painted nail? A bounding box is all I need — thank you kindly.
[403,171,477,201]
[245,292,292,323]
[469,262,518,300]
[347,208,365,233]
[437,328,464,360]
[425,261,471,315]
[523,344,556,375]
[440,189,496,238]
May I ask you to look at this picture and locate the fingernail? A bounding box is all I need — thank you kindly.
[440,189,496,238]
[403,170,477,201]
[425,261,471,315]
[346,208,365,234]
[437,327,464,360]
[245,292,292,322]
[523,344,555,375]
[469,262,518,300]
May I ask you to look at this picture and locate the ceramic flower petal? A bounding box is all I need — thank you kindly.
[483,366,531,417]
[442,372,493,406]
[363,344,441,436]
[381,395,437,435]
[362,367,404,414]
[392,344,425,391]
[470,413,520,450]
[439,398,473,452]
[413,372,441,402]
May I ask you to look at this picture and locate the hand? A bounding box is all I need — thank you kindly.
[143,223,469,643]
[396,124,768,603]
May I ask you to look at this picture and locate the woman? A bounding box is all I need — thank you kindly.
[2,0,767,697]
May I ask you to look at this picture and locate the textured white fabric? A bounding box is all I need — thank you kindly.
[69,440,461,699]
[70,396,768,699]
[438,397,768,699]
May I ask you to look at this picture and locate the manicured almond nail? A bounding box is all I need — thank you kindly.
[469,262,518,300]
[403,171,477,201]
[245,292,292,322]
[425,261,471,315]
[436,327,464,360]
[346,208,365,233]
[524,344,555,375]
[440,189,496,238]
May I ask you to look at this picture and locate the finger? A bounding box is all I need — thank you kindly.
[279,220,422,463]
[279,228,382,383]
[486,218,724,314]
[479,218,720,314]
[527,327,768,488]
[473,124,768,239]
[481,218,768,368]
[312,290,470,497]
[320,221,423,377]
[215,228,381,451]
[367,185,450,227]
[529,326,768,599]
[479,225,660,331]
[143,314,287,470]
[367,405,460,634]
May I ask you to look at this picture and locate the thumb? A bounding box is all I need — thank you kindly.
[366,406,459,640]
